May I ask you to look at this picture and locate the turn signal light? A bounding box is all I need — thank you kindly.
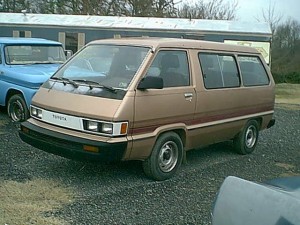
[21,126,29,134]
[83,145,99,153]
[121,123,128,135]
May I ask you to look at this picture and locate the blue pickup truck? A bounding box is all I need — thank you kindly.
[0,37,66,122]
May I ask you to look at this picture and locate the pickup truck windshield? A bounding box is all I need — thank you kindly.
[5,45,66,65]
[53,44,150,90]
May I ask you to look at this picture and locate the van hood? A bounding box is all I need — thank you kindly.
[3,64,61,88]
[32,87,122,121]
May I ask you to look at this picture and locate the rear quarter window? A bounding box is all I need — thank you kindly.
[238,56,270,86]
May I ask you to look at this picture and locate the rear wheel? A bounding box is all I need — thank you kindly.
[7,94,29,122]
[234,120,259,155]
[143,132,183,181]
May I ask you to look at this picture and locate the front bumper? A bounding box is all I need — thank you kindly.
[19,121,127,162]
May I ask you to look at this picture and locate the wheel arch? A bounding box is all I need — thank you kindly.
[157,128,187,148]
[173,129,186,148]
[251,117,263,130]
[5,89,28,109]
[234,117,262,140]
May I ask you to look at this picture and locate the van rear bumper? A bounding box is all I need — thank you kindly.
[18,121,127,162]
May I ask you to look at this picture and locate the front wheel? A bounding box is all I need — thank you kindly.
[233,120,259,155]
[7,94,29,122]
[142,132,183,181]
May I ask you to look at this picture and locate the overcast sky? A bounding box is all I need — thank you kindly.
[183,0,300,23]
[236,0,300,23]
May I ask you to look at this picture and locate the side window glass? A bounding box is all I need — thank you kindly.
[199,54,223,89]
[220,55,240,88]
[0,49,2,64]
[146,50,190,88]
[199,53,240,89]
[238,56,269,86]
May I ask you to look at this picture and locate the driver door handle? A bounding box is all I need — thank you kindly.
[184,93,193,101]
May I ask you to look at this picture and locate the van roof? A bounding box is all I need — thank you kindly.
[0,37,63,45]
[89,37,259,54]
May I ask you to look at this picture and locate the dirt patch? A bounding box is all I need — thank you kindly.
[275,162,300,177]
[275,162,295,170]
[0,179,73,225]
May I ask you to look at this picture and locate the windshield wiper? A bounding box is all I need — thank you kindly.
[51,77,79,88]
[73,79,116,93]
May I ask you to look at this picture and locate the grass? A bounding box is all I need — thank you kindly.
[275,83,300,109]
[0,179,73,225]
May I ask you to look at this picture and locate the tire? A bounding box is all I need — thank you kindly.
[7,94,29,122]
[142,132,183,181]
[233,120,259,155]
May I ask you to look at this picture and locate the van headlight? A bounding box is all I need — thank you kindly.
[30,106,43,119]
[102,123,113,134]
[83,119,128,136]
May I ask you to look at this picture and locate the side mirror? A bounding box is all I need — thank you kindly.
[137,76,163,90]
[64,50,73,59]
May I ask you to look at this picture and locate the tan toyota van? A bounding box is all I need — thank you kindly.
[19,38,275,180]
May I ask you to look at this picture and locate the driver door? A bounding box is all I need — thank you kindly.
[131,50,196,158]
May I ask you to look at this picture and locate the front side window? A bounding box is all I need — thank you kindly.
[145,50,190,88]
[4,45,66,65]
[238,56,270,86]
[199,53,240,89]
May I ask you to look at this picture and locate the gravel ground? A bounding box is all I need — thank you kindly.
[0,106,299,225]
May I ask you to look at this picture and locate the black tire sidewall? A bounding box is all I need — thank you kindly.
[7,94,29,122]
[234,120,259,155]
[143,132,183,181]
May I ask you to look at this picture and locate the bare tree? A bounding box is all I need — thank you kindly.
[256,0,283,34]
[271,18,300,83]
[0,0,29,12]
[123,0,153,16]
[122,0,177,17]
[273,18,300,49]
[28,0,117,15]
[153,0,177,17]
[177,0,238,20]
[5,0,235,19]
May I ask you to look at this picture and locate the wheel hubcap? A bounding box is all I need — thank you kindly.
[10,100,24,122]
[158,141,178,173]
[245,125,257,148]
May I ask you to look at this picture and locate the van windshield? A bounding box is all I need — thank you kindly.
[53,44,150,91]
[5,45,66,65]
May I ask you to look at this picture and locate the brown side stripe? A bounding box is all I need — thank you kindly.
[129,105,274,135]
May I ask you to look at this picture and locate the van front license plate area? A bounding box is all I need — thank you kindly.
[41,110,83,131]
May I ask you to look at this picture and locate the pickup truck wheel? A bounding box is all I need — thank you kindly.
[143,132,183,181]
[234,120,259,155]
[7,94,29,122]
